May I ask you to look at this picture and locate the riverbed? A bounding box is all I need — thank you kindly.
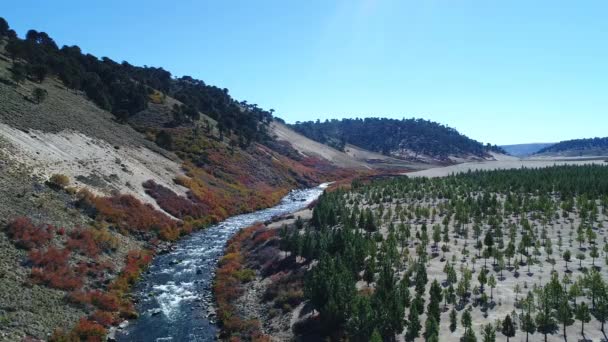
[116,183,328,341]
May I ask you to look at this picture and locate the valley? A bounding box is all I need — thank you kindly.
[0,10,607,342]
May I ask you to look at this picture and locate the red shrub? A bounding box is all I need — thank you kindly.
[252,229,276,245]
[67,229,101,257]
[29,247,83,290]
[71,318,106,341]
[89,290,120,311]
[5,217,54,250]
[79,191,180,240]
[143,180,208,219]
[90,310,116,327]
[74,260,114,280]
[68,290,92,307]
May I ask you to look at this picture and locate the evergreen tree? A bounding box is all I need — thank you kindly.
[563,250,571,271]
[575,302,590,337]
[556,293,574,341]
[32,87,48,104]
[405,302,421,341]
[521,312,536,342]
[535,287,557,342]
[449,308,458,332]
[482,323,496,342]
[501,315,516,342]
[370,329,382,342]
[487,274,496,301]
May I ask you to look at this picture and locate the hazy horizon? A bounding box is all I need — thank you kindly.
[2,0,607,145]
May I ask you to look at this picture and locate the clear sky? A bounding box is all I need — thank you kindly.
[2,1,607,145]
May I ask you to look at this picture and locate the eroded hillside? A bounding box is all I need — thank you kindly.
[0,30,382,340]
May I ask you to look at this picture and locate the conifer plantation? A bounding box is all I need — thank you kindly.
[276,165,608,341]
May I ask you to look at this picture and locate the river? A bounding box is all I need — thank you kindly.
[115,183,328,341]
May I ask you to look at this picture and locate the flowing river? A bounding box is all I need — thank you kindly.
[116,183,328,341]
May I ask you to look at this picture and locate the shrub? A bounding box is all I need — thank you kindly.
[48,174,70,188]
[79,192,179,239]
[143,180,208,219]
[5,217,54,250]
[91,228,118,252]
[66,229,100,257]
[90,310,116,327]
[89,290,120,311]
[9,62,27,83]
[29,247,83,290]
[32,87,48,104]
[71,318,107,341]
[234,269,256,282]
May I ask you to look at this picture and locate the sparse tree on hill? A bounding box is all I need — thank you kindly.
[32,87,48,104]
[10,62,27,83]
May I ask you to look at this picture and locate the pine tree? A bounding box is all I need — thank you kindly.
[575,302,590,337]
[370,329,382,342]
[482,323,496,342]
[461,308,473,335]
[521,312,536,342]
[405,302,421,341]
[594,291,608,335]
[535,287,557,342]
[563,250,571,271]
[501,314,516,342]
[556,293,574,341]
[487,274,496,302]
[449,308,458,332]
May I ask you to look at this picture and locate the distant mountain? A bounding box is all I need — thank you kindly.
[535,137,608,156]
[501,143,554,157]
[290,118,505,163]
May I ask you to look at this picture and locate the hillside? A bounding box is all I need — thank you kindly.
[535,137,608,157]
[0,18,384,340]
[500,142,554,157]
[290,118,505,163]
[270,122,423,170]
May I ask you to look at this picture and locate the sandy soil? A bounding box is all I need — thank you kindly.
[345,183,608,342]
[406,155,606,178]
[0,123,188,212]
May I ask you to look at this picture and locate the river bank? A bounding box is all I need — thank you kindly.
[115,184,327,341]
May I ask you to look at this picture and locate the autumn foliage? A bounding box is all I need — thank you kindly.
[5,217,54,250]
[78,190,176,232]
[143,180,208,219]
[66,229,101,257]
[214,223,271,340]
[29,247,83,290]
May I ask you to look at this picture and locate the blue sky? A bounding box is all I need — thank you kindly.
[2,1,607,145]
